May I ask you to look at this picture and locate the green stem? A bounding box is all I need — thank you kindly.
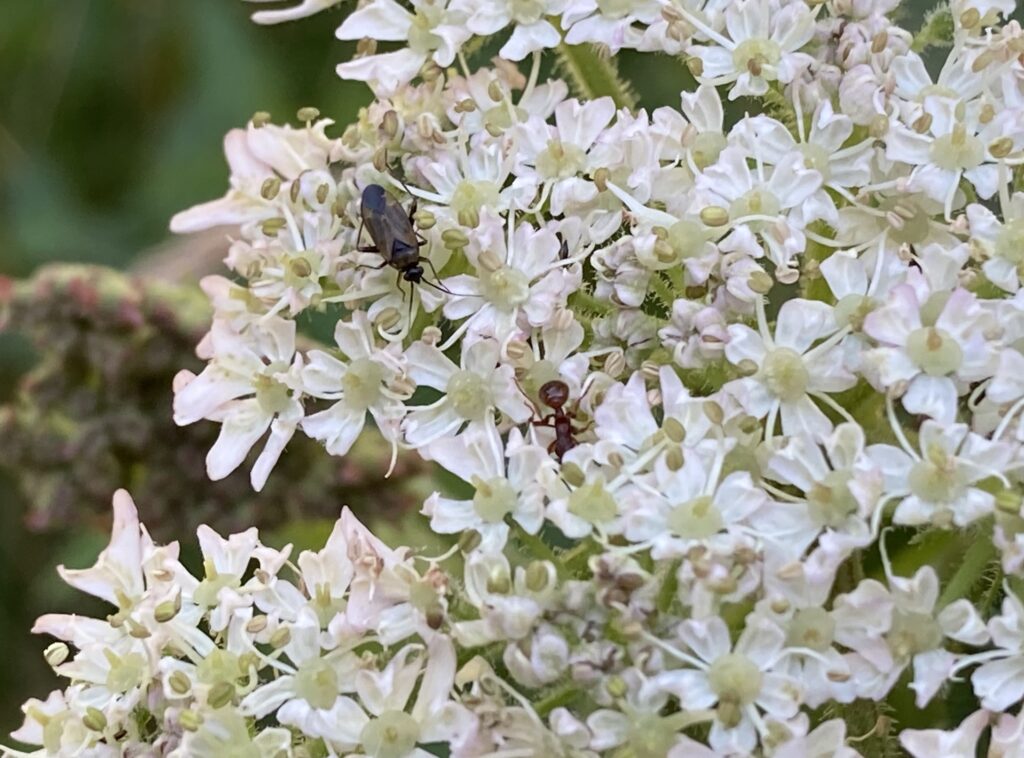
[534,682,580,717]
[555,43,637,110]
[937,530,998,609]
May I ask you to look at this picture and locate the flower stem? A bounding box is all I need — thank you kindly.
[554,42,637,110]
[937,527,997,609]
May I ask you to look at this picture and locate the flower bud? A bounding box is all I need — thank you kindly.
[699,206,729,227]
[154,595,181,623]
[989,136,1014,158]
[270,626,291,649]
[960,7,980,28]
[44,642,69,667]
[414,209,437,230]
[703,401,724,425]
[912,113,933,134]
[381,110,399,140]
[208,681,236,709]
[525,561,550,592]
[260,177,281,200]
[488,79,504,102]
[662,417,686,444]
[458,529,482,554]
[83,707,107,732]
[748,271,773,293]
[442,229,469,249]
[868,114,889,138]
[169,671,192,695]
[179,710,203,732]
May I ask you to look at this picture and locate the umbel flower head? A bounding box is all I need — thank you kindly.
[10,0,1024,754]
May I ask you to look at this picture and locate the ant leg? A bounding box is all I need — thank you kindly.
[356,218,365,246]
[423,258,446,282]
[396,270,406,300]
[357,245,382,253]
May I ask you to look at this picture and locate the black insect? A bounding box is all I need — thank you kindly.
[529,379,586,461]
[357,183,460,297]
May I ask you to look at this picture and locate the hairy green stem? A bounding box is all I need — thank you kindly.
[937,530,998,608]
[555,43,637,110]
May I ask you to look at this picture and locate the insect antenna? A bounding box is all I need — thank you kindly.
[420,278,479,297]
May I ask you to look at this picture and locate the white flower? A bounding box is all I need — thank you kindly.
[687,0,815,99]
[298,312,408,460]
[173,317,303,490]
[402,337,530,446]
[239,607,363,744]
[654,615,802,754]
[885,94,1024,218]
[724,298,855,438]
[868,420,1014,527]
[423,422,551,552]
[335,0,471,93]
[863,285,996,423]
[450,0,567,60]
[968,192,1024,292]
[170,118,339,233]
[441,214,580,342]
[971,587,1024,711]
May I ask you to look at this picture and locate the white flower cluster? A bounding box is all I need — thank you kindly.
[10,0,1024,755]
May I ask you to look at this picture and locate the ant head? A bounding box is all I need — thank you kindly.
[539,380,570,410]
[361,184,388,212]
[403,265,424,283]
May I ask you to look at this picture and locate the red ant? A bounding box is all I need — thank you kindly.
[525,379,587,461]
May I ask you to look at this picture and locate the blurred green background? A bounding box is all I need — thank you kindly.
[0,0,374,734]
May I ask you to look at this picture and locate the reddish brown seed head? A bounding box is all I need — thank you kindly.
[538,380,570,410]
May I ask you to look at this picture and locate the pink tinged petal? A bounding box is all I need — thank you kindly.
[405,340,458,390]
[554,97,616,152]
[736,617,785,665]
[657,669,718,710]
[902,374,958,423]
[240,675,298,718]
[690,44,736,80]
[336,50,426,94]
[864,284,922,345]
[681,83,724,132]
[724,324,768,365]
[56,490,143,604]
[251,0,342,24]
[335,0,412,40]
[885,126,933,165]
[989,349,1024,403]
[405,404,464,448]
[500,20,561,60]
[756,672,801,718]
[251,415,299,491]
[424,495,480,534]
[899,709,990,758]
[413,637,457,721]
[206,399,273,481]
[301,403,366,456]
[909,648,957,707]
[169,195,262,234]
[964,164,999,199]
[173,367,254,425]
[773,299,836,353]
[767,154,822,209]
[780,395,833,439]
[679,616,732,663]
[726,376,776,418]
